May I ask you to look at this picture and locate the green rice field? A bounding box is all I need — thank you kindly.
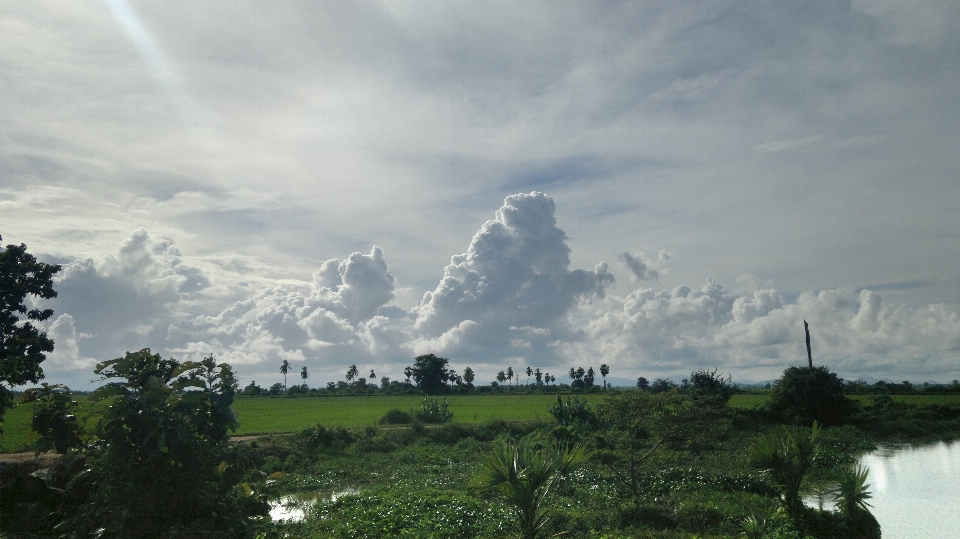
[3,391,958,453]
[230,394,607,435]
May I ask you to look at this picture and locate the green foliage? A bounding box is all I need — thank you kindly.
[749,422,822,518]
[295,423,356,451]
[378,407,413,424]
[58,349,263,538]
[21,383,83,454]
[830,464,873,515]
[548,394,597,427]
[0,237,62,421]
[768,366,856,426]
[649,378,677,393]
[413,397,454,424]
[410,353,451,394]
[477,439,588,539]
[688,367,736,407]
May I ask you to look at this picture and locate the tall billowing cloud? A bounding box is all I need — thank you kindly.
[411,192,614,363]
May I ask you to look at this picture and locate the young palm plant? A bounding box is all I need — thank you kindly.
[831,464,881,539]
[741,511,770,539]
[749,422,821,518]
[477,440,588,539]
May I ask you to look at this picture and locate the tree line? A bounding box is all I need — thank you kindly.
[241,354,625,397]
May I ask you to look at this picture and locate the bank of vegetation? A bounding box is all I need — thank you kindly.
[3,353,960,538]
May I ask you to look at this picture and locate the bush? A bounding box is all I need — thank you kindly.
[295,423,355,451]
[378,408,413,425]
[412,397,454,424]
[689,367,736,407]
[768,366,857,426]
[56,350,266,538]
[548,395,596,427]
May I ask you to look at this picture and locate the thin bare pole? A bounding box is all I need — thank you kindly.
[804,320,813,371]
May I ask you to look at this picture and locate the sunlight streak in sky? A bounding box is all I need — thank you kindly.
[103,0,192,117]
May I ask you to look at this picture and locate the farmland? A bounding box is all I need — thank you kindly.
[230,393,607,435]
[3,391,959,453]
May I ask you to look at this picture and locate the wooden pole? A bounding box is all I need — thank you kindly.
[804,320,813,371]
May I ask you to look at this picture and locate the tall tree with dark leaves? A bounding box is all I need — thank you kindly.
[280,359,291,390]
[0,236,62,421]
[409,354,451,394]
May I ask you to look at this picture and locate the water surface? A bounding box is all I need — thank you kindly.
[859,441,960,539]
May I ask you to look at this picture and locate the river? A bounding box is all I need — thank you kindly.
[859,440,960,539]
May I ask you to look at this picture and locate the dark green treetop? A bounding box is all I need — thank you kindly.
[409,353,451,394]
[0,236,62,419]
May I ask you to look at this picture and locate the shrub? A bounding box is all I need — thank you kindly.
[378,408,413,425]
[768,366,857,426]
[548,395,596,427]
[689,367,736,407]
[412,397,454,424]
[295,423,355,451]
[56,350,266,538]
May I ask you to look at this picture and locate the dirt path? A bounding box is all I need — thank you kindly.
[0,434,278,463]
[0,451,58,464]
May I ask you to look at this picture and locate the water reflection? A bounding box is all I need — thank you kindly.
[801,441,958,537]
[269,488,359,522]
[859,441,959,539]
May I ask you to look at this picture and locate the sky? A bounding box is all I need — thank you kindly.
[2,0,959,390]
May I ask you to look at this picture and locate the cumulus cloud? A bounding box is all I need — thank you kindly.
[566,281,960,382]
[410,192,614,363]
[42,314,97,372]
[168,246,401,383]
[30,196,960,389]
[47,228,210,361]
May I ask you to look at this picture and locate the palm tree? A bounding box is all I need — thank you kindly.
[280,360,291,390]
[478,440,588,539]
[568,367,576,381]
[831,464,881,538]
[832,464,873,514]
[300,366,309,386]
[497,371,506,385]
[346,364,359,383]
[534,368,542,385]
[463,367,475,387]
[507,366,514,387]
[369,369,376,380]
[750,422,821,518]
[600,364,610,390]
[525,366,532,386]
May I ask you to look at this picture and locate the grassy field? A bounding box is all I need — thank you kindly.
[3,391,958,452]
[231,394,606,434]
[0,404,37,453]
[1,394,606,451]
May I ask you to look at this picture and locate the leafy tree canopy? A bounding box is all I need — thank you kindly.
[768,365,857,426]
[689,367,736,407]
[52,349,262,538]
[409,353,450,394]
[0,236,62,419]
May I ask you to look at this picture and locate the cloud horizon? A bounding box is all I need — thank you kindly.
[28,192,960,390]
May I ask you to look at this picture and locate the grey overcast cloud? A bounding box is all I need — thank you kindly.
[2,0,959,390]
